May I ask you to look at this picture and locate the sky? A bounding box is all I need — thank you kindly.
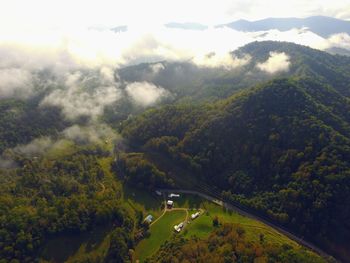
[0,0,350,30]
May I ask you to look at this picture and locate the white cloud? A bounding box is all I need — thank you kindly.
[193,52,251,69]
[13,137,53,156]
[125,81,170,107]
[322,33,350,50]
[62,124,118,144]
[40,70,121,120]
[0,68,34,99]
[256,52,291,74]
[150,63,165,74]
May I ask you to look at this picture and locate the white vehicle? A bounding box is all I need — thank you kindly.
[168,193,180,198]
[174,225,181,232]
[174,222,184,232]
[191,212,200,220]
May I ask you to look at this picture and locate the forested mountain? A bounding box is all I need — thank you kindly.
[121,77,350,261]
[118,41,350,100]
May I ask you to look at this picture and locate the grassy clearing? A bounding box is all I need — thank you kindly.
[180,198,302,250]
[135,210,187,262]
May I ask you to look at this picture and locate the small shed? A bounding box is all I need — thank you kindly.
[167,200,174,208]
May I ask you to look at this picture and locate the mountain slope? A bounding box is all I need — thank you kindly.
[121,78,350,261]
[218,16,350,38]
[118,41,350,101]
[0,99,69,154]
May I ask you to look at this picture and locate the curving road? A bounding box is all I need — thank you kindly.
[158,188,338,262]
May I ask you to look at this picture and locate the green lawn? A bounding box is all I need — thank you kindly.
[135,210,187,262]
[183,201,303,249]
[183,210,212,239]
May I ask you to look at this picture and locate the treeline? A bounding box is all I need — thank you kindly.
[121,78,350,260]
[0,99,68,153]
[0,150,134,262]
[148,223,325,263]
[112,153,174,190]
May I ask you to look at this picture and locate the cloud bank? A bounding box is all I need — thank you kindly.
[256,52,290,74]
[13,137,54,156]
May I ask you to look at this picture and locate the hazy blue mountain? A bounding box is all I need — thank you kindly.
[218,16,350,38]
[110,25,128,33]
[326,46,350,56]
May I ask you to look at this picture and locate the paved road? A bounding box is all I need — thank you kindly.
[158,188,338,262]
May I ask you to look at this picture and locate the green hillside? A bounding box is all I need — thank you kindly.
[121,77,350,261]
[118,41,350,101]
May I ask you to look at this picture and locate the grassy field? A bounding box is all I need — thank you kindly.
[184,202,302,248]
[134,210,187,262]
[133,192,309,262]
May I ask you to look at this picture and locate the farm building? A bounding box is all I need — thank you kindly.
[155,190,162,196]
[168,193,180,198]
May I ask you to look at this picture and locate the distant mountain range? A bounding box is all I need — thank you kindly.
[160,16,350,38]
[217,16,350,38]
